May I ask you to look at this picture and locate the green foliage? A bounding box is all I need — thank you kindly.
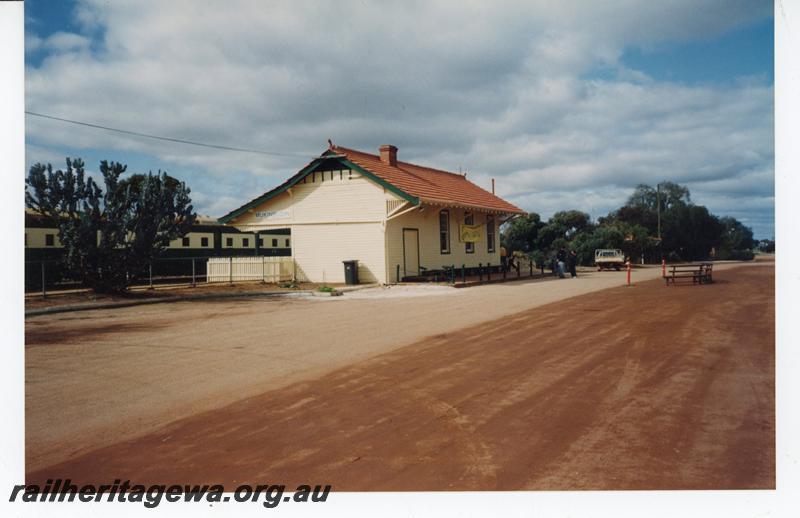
[529,250,546,269]
[719,216,756,250]
[715,248,755,261]
[500,180,757,265]
[317,285,335,292]
[626,182,690,212]
[757,239,775,253]
[550,210,592,235]
[537,210,593,253]
[661,203,722,261]
[500,213,544,254]
[714,216,756,261]
[26,158,196,293]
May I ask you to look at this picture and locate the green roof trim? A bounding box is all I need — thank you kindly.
[337,157,419,205]
[218,159,322,223]
[218,154,418,224]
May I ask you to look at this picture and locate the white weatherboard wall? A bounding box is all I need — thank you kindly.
[293,223,385,283]
[230,169,395,284]
[385,206,501,283]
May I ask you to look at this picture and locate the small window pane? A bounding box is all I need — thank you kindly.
[201,237,209,247]
[182,237,190,247]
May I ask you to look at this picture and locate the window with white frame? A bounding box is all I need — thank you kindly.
[439,209,450,254]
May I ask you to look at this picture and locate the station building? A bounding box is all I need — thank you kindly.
[220,144,525,284]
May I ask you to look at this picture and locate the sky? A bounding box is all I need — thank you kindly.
[24,0,774,238]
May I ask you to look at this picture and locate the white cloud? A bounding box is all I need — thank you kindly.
[42,31,91,53]
[24,0,774,236]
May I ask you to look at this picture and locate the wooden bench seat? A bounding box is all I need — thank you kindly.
[664,263,713,285]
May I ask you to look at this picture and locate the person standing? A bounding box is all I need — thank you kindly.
[556,247,567,279]
[500,246,508,272]
[568,250,578,278]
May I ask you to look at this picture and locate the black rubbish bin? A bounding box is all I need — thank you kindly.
[343,260,359,285]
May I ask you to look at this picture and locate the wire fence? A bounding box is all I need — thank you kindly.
[24,255,294,295]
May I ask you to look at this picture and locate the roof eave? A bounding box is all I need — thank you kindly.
[418,197,526,215]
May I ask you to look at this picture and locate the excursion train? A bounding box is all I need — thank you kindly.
[24,211,291,289]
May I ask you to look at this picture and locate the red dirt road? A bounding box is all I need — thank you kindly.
[28,265,774,490]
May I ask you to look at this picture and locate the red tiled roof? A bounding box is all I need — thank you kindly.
[219,144,526,223]
[332,145,525,214]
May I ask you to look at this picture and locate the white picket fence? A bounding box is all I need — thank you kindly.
[207,256,294,283]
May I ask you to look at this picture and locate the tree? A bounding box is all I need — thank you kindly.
[758,239,775,253]
[501,213,545,254]
[537,210,593,254]
[617,222,652,263]
[550,210,592,236]
[625,182,690,212]
[606,204,657,235]
[661,204,721,261]
[26,158,196,293]
[719,216,756,251]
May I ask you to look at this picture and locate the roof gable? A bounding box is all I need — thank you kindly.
[219,145,524,223]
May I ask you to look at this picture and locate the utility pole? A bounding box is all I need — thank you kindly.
[657,182,661,241]
[657,182,663,262]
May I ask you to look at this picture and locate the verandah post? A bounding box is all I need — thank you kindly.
[41,261,46,298]
[478,263,483,282]
[487,262,492,281]
[191,258,196,287]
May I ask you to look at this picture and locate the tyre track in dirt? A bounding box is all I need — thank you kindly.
[28,264,774,490]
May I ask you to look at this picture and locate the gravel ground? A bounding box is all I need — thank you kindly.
[28,263,774,489]
[25,260,769,474]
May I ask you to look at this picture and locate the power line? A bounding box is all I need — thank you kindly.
[25,111,316,159]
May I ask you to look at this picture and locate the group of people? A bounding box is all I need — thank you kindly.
[551,247,578,279]
[500,246,517,273]
[500,246,578,279]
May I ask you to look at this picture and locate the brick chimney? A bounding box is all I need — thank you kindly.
[379,144,398,166]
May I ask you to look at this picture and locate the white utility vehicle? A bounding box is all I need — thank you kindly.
[594,249,625,271]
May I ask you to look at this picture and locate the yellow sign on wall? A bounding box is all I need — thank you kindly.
[459,224,483,243]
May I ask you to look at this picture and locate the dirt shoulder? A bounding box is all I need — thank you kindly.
[24,281,331,311]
